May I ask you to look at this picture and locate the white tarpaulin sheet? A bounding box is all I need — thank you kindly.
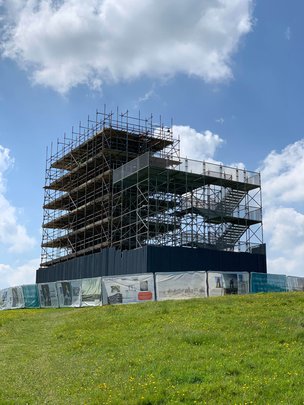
[287,276,304,292]
[208,272,249,297]
[0,286,24,310]
[57,280,82,308]
[102,273,155,305]
[155,271,207,301]
[81,277,102,306]
[38,282,59,308]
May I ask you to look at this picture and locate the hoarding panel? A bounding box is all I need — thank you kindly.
[0,287,25,310]
[208,272,249,297]
[250,273,287,293]
[22,284,40,308]
[56,280,82,308]
[102,273,155,305]
[3,286,25,309]
[155,271,207,301]
[0,288,9,310]
[81,277,102,306]
[38,282,59,308]
[287,276,304,292]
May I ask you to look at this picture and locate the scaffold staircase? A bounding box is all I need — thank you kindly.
[214,189,246,215]
[177,188,250,250]
[215,223,248,249]
[179,189,246,220]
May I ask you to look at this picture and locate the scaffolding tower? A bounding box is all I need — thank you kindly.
[41,108,263,267]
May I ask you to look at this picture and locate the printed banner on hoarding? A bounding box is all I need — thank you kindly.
[57,280,82,308]
[38,282,59,308]
[22,284,40,308]
[287,276,304,292]
[0,289,8,310]
[250,273,287,293]
[0,287,24,310]
[208,272,250,297]
[102,273,155,305]
[155,271,207,301]
[81,277,102,306]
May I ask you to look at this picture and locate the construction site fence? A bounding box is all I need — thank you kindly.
[0,272,303,310]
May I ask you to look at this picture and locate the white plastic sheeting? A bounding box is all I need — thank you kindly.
[81,277,102,306]
[155,271,207,301]
[0,289,8,310]
[0,286,24,310]
[38,282,59,308]
[56,280,82,308]
[208,272,249,297]
[287,276,304,292]
[102,273,154,305]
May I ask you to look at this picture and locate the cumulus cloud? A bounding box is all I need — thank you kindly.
[260,140,304,277]
[0,258,39,289]
[1,0,253,93]
[261,140,304,206]
[174,125,224,161]
[0,146,35,253]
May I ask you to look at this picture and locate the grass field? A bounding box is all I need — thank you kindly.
[0,292,303,404]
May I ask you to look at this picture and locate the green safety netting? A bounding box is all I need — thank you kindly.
[22,284,40,308]
[250,272,287,293]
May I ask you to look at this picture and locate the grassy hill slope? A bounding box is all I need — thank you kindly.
[0,293,303,404]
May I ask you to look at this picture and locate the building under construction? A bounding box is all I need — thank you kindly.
[36,108,266,283]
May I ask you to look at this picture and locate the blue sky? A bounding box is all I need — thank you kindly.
[0,0,304,288]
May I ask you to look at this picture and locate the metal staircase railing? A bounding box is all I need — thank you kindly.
[215,223,248,249]
[213,189,246,215]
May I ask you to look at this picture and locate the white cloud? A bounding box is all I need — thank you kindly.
[0,258,39,289]
[1,0,253,93]
[285,26,291,41]
[174,125,224,161]
[0,146,36,253]
[261,140,304,206]
[137,89,156,105]
[260,140,304,277]
[134,84,158,108]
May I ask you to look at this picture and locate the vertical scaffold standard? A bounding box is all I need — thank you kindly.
[41,107,263,267]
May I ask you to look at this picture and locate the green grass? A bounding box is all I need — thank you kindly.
[0,293,303,405]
